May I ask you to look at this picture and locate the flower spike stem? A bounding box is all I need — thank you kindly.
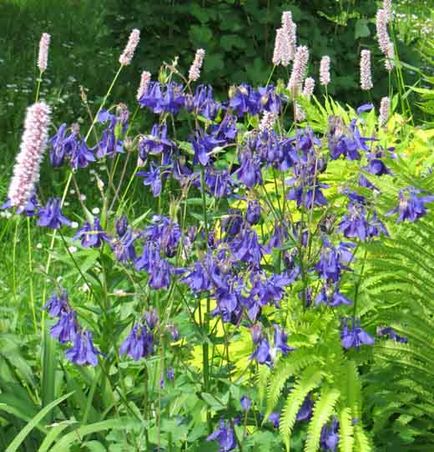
[40,64,125,334]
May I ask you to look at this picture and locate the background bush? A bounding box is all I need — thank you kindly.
[1,0,432,175]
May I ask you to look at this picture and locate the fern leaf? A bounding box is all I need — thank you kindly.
[338,407,354,452]
[266,351,320,417]
[279,366,323,452]
[353,425,372,452]
[304,387,340,452]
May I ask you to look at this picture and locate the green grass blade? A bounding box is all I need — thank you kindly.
[41,328,57,412]
[38,420,77,452]
[50,418,141,451]
[5,392,73,452]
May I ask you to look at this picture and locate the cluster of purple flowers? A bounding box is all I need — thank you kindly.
[120,309,158,360]
[44,290,100,366]
[340,318,375,349]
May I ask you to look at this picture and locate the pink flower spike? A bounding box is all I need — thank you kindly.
[287,45,309,95]
[379,96,390,126]
[383,0,393,22]
[188,48,206,82]
[360,49,373,91]
[303,77,315,98]
[8,102,51,209]
[319,56,331,86]
[38,33,51,73]
[272,28,292,67]
[119,29,140,66]
[137,70,151,101]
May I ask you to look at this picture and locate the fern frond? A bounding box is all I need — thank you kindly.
[338,407,354,452]
[353,424,372,452]
[279,366,323,451]
[266,351,320,417]
[304,387,340,452]
[257,364,271,407]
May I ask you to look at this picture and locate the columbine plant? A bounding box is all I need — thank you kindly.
[4,3,433,451]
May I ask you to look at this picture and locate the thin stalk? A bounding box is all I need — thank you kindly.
[35,70,43,102]
[27,217,37,332]
[200,168,211,431]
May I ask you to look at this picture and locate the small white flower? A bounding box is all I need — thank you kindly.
[68,246,77,253]
[79,283,90,292]
[92,207,100,215]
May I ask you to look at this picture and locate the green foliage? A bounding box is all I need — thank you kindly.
[263,304,372,451]
[356,153,434,449]
[105,0,421,105]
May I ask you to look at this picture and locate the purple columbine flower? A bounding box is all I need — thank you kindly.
[65,330,100,366]
[388,187,434,222]
[50,311,78,343]
[339,201,387,241]
[320,417,339,451]
[258,85,283,114]
[145,308,159,330]
[230,226,262,267]
[186,84,220,120]
[206,419,236,452]
[341,318,374,349]
[229,84,261,116]
[135,242,159,273]
[246,199,261,224]
[167,324,180,341]
[138,123,175,161]
[192,131,223,166]
[166,367,175,380]
[328,119,370,161]
[297,394,313,421]
[251,324,262,344]
[286,184,328,209]
[377,326,408,343]
[236,149,263,188]
[222,209,243,237]
[44,290,69,317]
[48,123,79,167]
[213,286,243,324]
[120,323,154,360]
[115,215,128,237]
[139,82,185,115]
[269,412,280,428]
[182,261,212,292]
[315,285,352,307]
[111,228,136,262]
[266,222,289,252]
[210,114,238,143]
[251,325,293,366]
[95,116,123,159]
[70,140,95,170]
[315,242,347,283]
[148,257,172,289]
[356,103,374,115]
[137,163,162,197]
[205,168,234,198]
[251,338,273,366]
[240,395,252,411]
[273,324,294,355]
[364,147,391,176]
[75,218,109,248]
[143,215,181,257]
[37,198,71,229]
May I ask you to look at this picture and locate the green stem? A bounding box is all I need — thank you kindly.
[27,217,37,333]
